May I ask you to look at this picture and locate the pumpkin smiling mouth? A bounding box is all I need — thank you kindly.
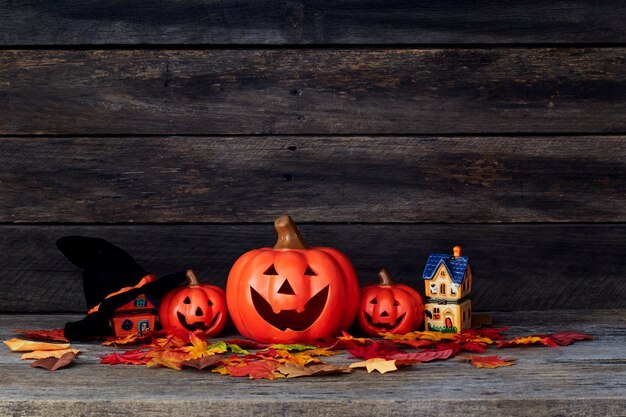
[176,311,221,332]
[364,312,406,331]
[250,285,329,331]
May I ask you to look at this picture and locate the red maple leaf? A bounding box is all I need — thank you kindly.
[390,339,434,349]
[540,332,593,346]
[99,348,150,365]
[387,348,456,364]
[462,327,510,341]
[347,341,402,360]
[14,329,69,343]
[459,342,487,353]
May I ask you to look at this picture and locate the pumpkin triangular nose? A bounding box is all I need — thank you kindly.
[195,307,203,316]
[277,279,296,295]
[380,311,389,317]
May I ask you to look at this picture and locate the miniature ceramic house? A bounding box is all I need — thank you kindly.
[110,294,158,337]
[422,246,472,333]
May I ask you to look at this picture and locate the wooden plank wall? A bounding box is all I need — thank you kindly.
[0,1,624,312]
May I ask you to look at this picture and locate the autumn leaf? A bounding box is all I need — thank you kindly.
[148,334,188,350]
[269,343,318,351]
[183,333,216,360]
[102,332,153,346]
[227,343,250,354]
[225,338,267,349]
[459,355,515,369]
[180,355,225,370]
[347,341,402,360]
[30,352,76,371]
[541,332,593,346]
[461,327,510,341]
[337,332,372,345]
[386,348,456,363]
[146,349,188,371]
[14,329,69,342]
[497,336,558,348]
[458,342,487,353]
[349,358,398,374]
[100,348,150,365]
[389,339,434,349]
[4,338,70,352]
[255,348,319,366]
[22,348,80,360]
[300,346,340,358]
[224,359,284,380]
[277,362,352,378]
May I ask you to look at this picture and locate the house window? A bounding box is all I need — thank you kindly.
[440,283,446,294]
[440,270,445,277]
[462,311,466,320]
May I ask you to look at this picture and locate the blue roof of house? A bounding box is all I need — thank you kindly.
[422,253,469,284]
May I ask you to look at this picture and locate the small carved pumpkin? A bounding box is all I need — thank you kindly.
[358,269,424,336]
[159,270,228,336]
[226,215,360,343]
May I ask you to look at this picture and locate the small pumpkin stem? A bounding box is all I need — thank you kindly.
[378,269,393,286]
[273,215,309,249]
[186,269,200,287]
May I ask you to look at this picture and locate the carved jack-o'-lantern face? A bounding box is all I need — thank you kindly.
[226,215,360,343]
[358,269,424,336]
[159,270,229,337]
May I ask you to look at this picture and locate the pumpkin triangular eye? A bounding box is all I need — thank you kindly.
[207,299,213,306]
[183,296,191,304]
[304,266,317,276]
[393,300,400,306]
[370,297,377,304]
[263,264,278,275]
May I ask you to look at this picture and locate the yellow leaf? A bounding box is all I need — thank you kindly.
[145,349,187,371]
[21,348,80,360]
[349,358,398,374]
[300,346,340,358]
[3,338,70,352]
[182,335,227,360]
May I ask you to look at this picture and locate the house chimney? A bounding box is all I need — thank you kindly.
[453,245,462,257]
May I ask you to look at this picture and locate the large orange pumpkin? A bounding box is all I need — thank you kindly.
[226,215,360,343]
[358,269,424,336]
[159,270,229,336]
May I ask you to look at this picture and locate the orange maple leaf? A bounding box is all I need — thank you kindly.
[497,336,558,348]
[223,359,284,380]
[337,331,372,344]
[459,355,515,368]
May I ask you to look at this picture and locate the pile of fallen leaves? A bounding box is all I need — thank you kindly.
[3,325,593,379]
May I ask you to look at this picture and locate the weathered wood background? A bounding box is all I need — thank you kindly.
[0,1,624,312]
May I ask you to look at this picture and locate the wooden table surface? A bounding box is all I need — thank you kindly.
[0,309,624,417]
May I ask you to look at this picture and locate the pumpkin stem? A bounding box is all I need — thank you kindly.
[273,215,309,249]
[186,269,200,287]
[377,269,393,286]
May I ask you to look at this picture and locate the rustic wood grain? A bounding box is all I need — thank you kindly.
[0,310,624,416]
[2,1,626,45]
[1,224,624,312]
[3,49,626,134]
[1,136,624,223]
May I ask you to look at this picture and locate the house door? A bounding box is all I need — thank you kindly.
[445,317,453,328]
